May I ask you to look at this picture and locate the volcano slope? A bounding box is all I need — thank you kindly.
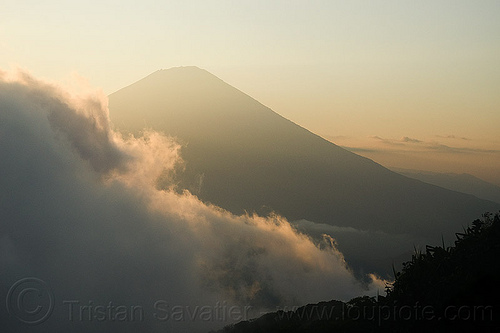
[109,67,499,276]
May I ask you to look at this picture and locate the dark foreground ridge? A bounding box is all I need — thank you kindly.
[212,212,500,333]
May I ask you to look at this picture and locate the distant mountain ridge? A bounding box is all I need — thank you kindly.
[108,67,499,239]
[391,168,500,204]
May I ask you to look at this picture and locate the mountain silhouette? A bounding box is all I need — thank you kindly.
[391,168,500,204]
[108,66,499,239]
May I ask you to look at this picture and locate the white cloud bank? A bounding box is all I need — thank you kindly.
[0,70,385,332]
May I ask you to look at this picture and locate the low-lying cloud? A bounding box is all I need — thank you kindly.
[0,71,385,332]
[291,220,435,280]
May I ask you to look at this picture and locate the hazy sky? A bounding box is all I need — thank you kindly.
[1,1,499,184]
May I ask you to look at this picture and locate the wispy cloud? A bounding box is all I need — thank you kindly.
[366,135,499,155]
[400,136,422,143]
[435,134,471,141]
[426,143,500,154]
[0,70,384,332]
[369,135,405,146]
[369,135,423,146]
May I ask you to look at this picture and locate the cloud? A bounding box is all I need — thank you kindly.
[366,135,500,155]
[369,135,385,142]
[369,135,422,145]
[290,220,433,280]
[0,71,385,332]
[368,135,404,146]
[400,136,422,143]
[425,143,500,154]
[435,134,471,141]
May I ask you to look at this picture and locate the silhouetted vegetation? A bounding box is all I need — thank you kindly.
[213,212,500,332]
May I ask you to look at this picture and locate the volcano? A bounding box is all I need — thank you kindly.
[108,66,498,238]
